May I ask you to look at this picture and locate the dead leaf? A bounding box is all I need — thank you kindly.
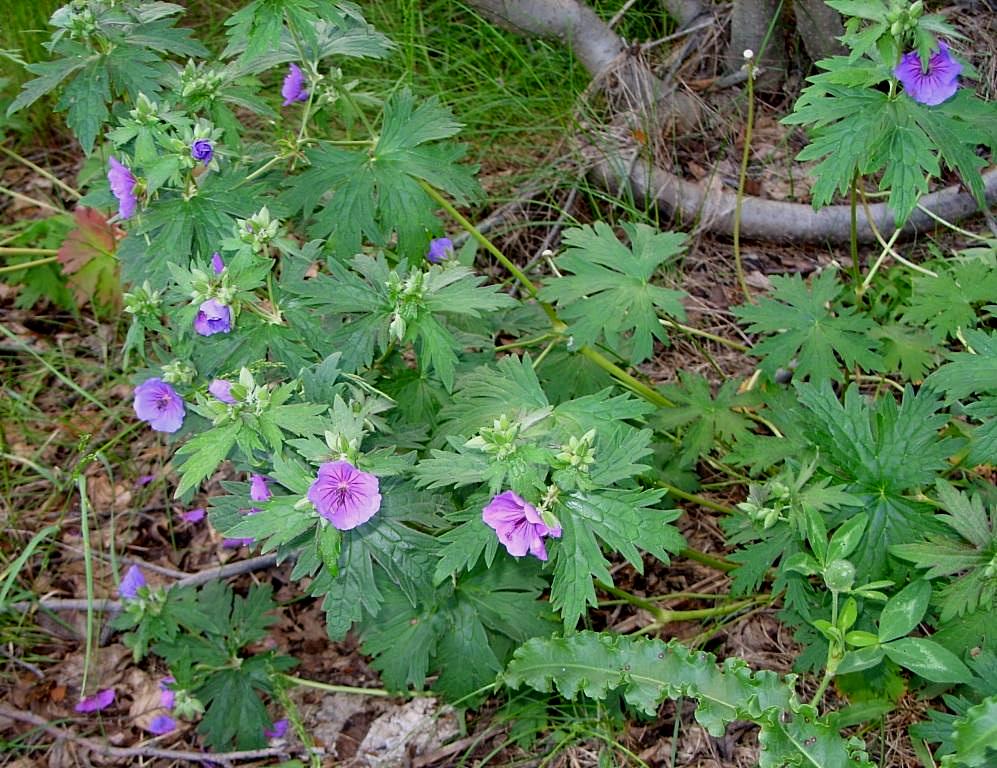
[57,207,123,310]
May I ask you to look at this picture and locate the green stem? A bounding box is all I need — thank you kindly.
[418,179,539,299]
[0,255,59,273]
[849,171,861,295]
[732,57,756,304]
[681,547,737,572]
[578,346,674,407]
[0,184,61,213]
[281,674,399,698]
[660,318,749,352]
[0,144,81,199]
[495,332,555,351]
[654,480,734,514]
[76,474,96,699]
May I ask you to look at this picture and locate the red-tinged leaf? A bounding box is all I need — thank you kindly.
[57,207,123,310]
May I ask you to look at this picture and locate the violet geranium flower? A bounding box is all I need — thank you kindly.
[264,719,289,739]
[119,565,146,600]
[210,251,225,275]
[180,507,205,524]
[75,688,115,713]
[482,491,562,561]
[307,460,381,530]
[193,299,232,336]
[134,378,185,433]
[147,714,177,735]
[895,43,962,106]
[107,157,138,219]
[426,237,454,264]
[209,379,237,404]
[282,63,308,106]
[191,139,214,165]
[250,474,271,503]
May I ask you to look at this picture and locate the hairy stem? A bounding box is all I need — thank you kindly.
[732,56,756,303]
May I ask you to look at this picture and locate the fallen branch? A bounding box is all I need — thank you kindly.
[589,151,997,243]
[7,554,280,614]
[0,703,285,766]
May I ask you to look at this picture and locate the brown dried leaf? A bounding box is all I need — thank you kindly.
[56,207,123,310]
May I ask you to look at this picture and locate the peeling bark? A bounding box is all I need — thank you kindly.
[793,0,846,62]
[466,0,700,130]
[589,152,997,243]
[727,0,788,91]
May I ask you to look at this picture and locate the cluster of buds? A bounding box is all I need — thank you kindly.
[887,0,924,38]
[56,0,100,41]
[129,93,165,127]
[737,480,791,530]
[466,414,521,460]
[321,430,361,465]
[178,60,225,101]
[386,270,427,342]
[123,281,163,319]
[160,360,197,386]
[555,429,597,473]
[238,207,282,253]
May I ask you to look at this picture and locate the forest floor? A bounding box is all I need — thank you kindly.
[1,1,995,766]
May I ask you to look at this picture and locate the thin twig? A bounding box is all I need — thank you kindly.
[9,555,280,614]
[0,703,285,765]
[0,144,81,199]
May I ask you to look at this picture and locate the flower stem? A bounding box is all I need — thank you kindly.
[0,254,59,273]
[849,171,862,296]
[577,346,675,407]
[418,179,540,300]
[732,57,756,304]
[659,317,750,352]
[280,674,400,698]
[0,184,61,213]
[654,480,735,514]
[0,144,81,199]
[681,547,737,572]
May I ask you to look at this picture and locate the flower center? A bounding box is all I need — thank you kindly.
[157,393,173,411]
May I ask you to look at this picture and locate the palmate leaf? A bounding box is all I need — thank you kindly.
[783,77,986,225]
[795,382,960,577]
[503,632,873,768]
[538,222,687,364]
[925,329,997,399]
[550,489,684,629]
[361,559,555,699]
[656,372,760,463]
[891,481,997,622]
[903,259,997,343]
[281,89,479,260]
[734,269,881,382]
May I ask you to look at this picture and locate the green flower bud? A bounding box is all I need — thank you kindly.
[823,559,856,593]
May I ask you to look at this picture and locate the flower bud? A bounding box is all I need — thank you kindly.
[823,559,856,593]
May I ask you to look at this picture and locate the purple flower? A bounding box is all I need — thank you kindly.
[307,461,381,530]
[147,714,177,735]
[136,474,156,487]
[75,688,115,713]
[282,63,308,106]
[210,251,225,275]
[119,565,146,600]
[426,237,454,264]
[159,677,176,710]
[264,719,289,739]
[222,537,254,548]
[107,157,137,219]
[209,379,237,404]
[180,507,205,524]
[482,491,562,561]
[191,139,214,165]
[133,378,185,433]
[895,43,962,106]
[193,299,232,336]
[250,474,271,503]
